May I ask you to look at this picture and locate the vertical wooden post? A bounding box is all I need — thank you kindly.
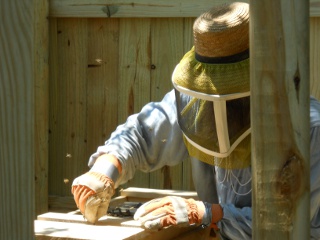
[0,0,47,239]
[35,0,49,216]
[250,0,310,239]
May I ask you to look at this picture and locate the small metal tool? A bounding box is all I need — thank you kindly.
[107,202,143,217]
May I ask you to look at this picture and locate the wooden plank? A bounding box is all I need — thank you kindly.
[49,196,77,212]
[0,0,36,239]
[38,188,214,239]
[118,18,151,125]
[150,18,185,102]
[149,18,185,189]
[49,18,89,196]
[34,0,50,216]
[118,18,151,188]
[251,0,310,239]
[48,17,60,195]
[35,220,146,240]
[49,0,248,18]
[310,17,320,100]
[86,18,120,158]
[37,212,138,227]
[49,0,320,18]
[120,187,198,199]
[35,218,214,240]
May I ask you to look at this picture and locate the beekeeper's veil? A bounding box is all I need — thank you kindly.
[172,2,251,169]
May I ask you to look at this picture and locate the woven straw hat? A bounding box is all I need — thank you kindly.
[172,2,250,95]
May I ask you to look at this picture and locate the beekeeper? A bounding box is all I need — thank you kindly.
[71,2,320,239]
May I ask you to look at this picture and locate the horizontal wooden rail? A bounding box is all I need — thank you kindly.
[49,0,320,18]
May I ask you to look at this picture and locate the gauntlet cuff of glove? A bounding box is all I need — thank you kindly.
[201,202,223,229]
[72,171,115,195]
[90,157,120,183]
[211,204,223,224]
[87,172,115,195]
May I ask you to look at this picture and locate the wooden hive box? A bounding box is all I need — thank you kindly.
[35,188,219,240]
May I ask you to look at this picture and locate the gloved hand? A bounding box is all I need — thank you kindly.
[134,196,223,230]
[71,154,121,224]
[72,172,115,223]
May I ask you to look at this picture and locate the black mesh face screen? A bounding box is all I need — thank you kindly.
[175,90,219,152]
[226,96,250,144]
[175,90,250,154]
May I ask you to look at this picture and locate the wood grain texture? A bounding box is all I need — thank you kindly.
[48,18,198,199]
[47,8,320,207]
[0,0,37,239]
[49,18,88,196]
[34,0,50,216]
[49,0,320,18]
[35,219,214,240]
[36,188,215,240]
[251,1,310,239]
[150,18,185,102]
[120,187,198,199]
[86,18,120,161]
[118,18,151,189]
[50,0,320,18]
[49,0,248,18]
[47,11,201,203]
[149,18,185,189]
[49,195,77,212]
[118,18,151,123]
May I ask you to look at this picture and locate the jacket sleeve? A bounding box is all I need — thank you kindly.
[310,97,320,239]
[217,97,320,240]
[218,204,252,239]
[87,90,189,186]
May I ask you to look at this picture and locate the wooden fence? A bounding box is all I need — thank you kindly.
[1,0,319,239]
[33,0,320,215]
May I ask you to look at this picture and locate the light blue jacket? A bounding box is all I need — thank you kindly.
[88,91,320,239]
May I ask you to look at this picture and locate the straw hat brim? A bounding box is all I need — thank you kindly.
[172,47,250,95]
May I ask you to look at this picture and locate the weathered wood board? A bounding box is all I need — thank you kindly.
[35,216,214,240]
[48,0,320,17]
[35,188,218,240]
